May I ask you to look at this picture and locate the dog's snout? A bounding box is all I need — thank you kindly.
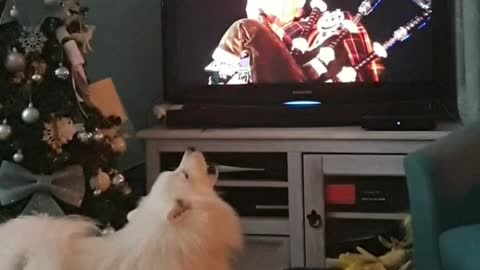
[207,165,217,175]
[187,147,196,153]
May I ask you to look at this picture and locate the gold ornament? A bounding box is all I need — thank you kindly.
[30,60,48,77]
[42,117,84,153]
[93,130,105,142]
[31,73,43,83]
[111,136,127,153]
[89,169,111,193]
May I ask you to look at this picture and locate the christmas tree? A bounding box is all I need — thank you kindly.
[0,0,133,226]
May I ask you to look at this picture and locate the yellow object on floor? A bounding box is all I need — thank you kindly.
[337,215,413,270]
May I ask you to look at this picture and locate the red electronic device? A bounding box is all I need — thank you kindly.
[326,184,356,205]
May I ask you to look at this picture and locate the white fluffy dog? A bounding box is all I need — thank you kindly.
[0,148,243,270]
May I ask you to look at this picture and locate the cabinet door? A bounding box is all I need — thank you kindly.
[234,236,290,270]
[303,155,326,267]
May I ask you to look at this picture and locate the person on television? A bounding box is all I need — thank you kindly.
[205,0,381,85]
[205,0,308,84]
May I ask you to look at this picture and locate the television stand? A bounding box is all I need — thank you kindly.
[137,123,457,269]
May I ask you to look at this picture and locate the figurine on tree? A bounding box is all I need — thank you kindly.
[0,0,132,226]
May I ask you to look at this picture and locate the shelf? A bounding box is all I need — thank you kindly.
[138,125,455,141]
[327,212,409,220]
[241,217,289,236]
[216,180,288,188]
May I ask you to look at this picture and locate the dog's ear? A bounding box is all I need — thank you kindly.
[167,199,192,222]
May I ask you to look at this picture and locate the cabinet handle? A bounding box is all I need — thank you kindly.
[307,210,322,229]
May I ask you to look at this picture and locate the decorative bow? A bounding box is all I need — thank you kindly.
[0,161,85,216]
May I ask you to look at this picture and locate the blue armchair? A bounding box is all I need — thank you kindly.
[404,122,480,270]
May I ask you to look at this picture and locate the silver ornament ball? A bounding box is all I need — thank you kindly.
[9,6,19,18]
[13,150,24,163]
[21,103,40,124]
[77,131,92,143]
[55,65,70,80]
[112,173,126,185]
[0,120,12,141]
[5,49,26,73]
[89,176,98,190]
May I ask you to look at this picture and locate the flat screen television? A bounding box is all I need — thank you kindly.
[161,0,457,127]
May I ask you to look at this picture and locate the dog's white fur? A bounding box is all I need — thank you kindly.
[0,150,243,270]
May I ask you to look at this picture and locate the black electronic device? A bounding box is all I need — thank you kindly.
[361,115,436,131]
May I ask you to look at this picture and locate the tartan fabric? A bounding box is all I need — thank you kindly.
[298,11,383,82]
[341,12,383,82]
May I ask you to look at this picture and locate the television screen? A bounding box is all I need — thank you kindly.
[172,0,433,87]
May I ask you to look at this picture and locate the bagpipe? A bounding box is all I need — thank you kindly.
[278,0,432,83]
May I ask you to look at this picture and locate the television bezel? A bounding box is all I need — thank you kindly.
[161,0,456,106]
